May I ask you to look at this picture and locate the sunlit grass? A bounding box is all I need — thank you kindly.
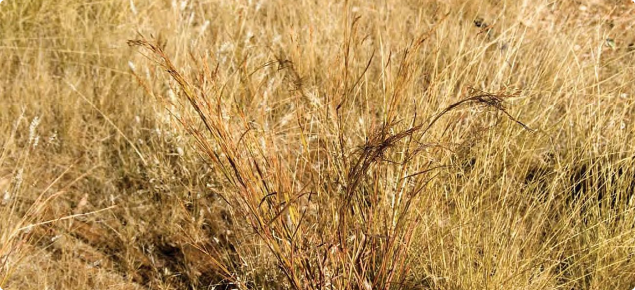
[1,0,634,289]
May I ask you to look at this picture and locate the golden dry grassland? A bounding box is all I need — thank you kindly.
[1,0,635,289]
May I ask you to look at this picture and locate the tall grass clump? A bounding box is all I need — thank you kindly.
[128,15,530,287]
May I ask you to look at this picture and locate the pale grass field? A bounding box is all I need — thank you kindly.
[1,0,635,289]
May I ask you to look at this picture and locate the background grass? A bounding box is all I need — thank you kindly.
[1,0,635,289]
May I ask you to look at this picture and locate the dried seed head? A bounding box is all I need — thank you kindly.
[28,116,40,146]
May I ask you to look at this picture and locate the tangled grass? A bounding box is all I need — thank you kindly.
[1,0,635,289]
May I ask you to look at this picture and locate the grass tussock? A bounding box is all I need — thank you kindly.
[1,0,635,289]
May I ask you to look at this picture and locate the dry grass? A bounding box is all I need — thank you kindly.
[1,0,635,289]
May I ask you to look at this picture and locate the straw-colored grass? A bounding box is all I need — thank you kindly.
[1,0,634,289]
